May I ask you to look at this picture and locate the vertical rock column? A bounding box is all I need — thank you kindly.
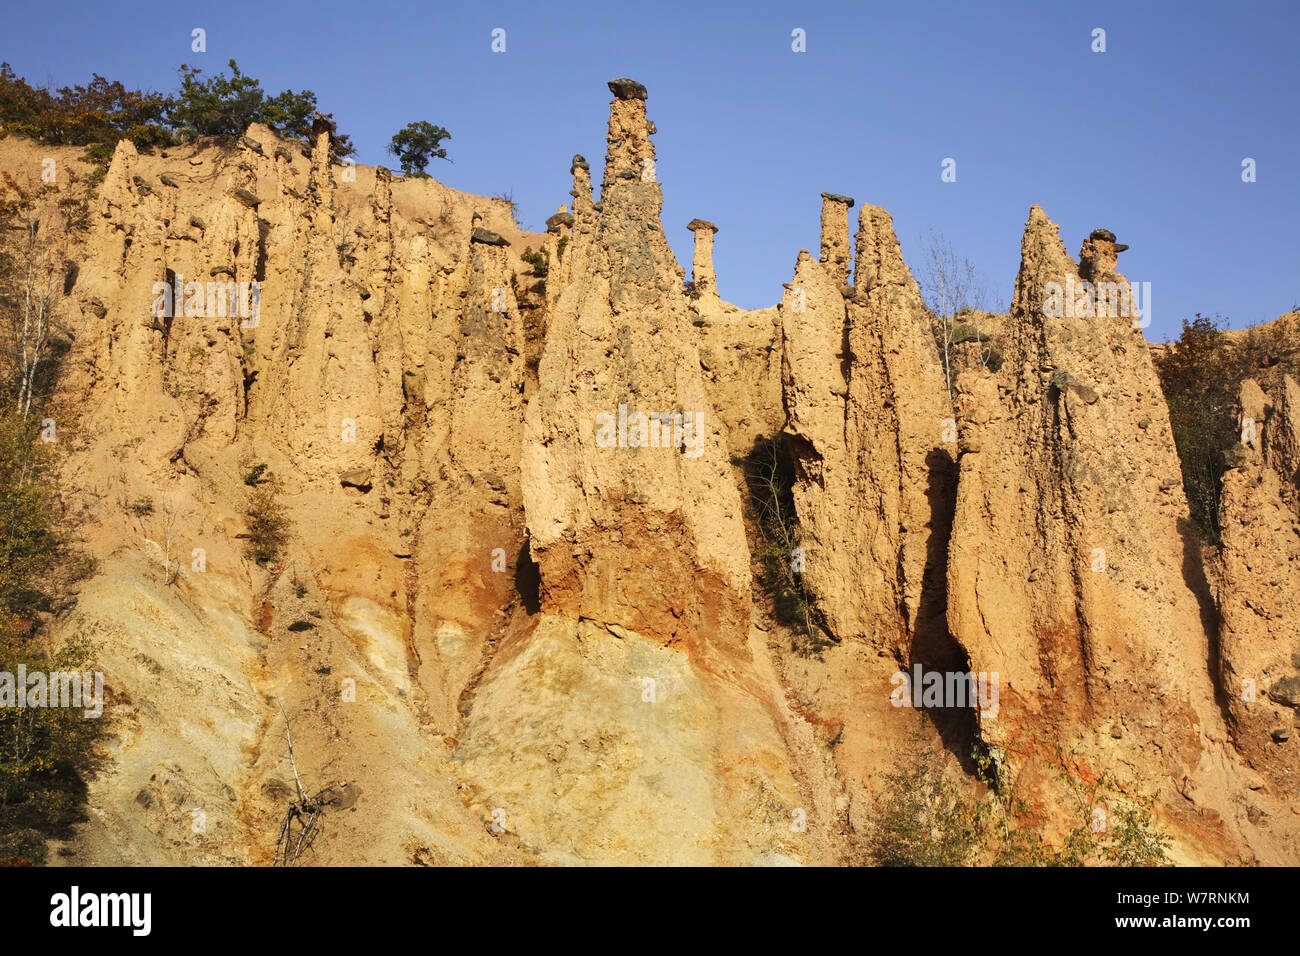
[819,192,855,287]
[161,153,259,448]
[543,207,574,309]
[259,118,382,483]
[521,78,752,659]
[1217,375,1300,782]
[564,155,596,286]
[946,206,1222,786]
[361,165,407,462]
[780,203,954,657]
[1078,228,1127,283]
[449,227,524,498]
[414,225,526,727]
[686,219,720,311]
[849,205,957,655]
[85,140,175,452]
[306,115,335,233]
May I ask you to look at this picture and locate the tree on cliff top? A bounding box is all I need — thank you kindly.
[0,63,170,151]
[1154,313,1299,543]
[0,60,355,167]
[388,121,451,176]
[170,60,327,144]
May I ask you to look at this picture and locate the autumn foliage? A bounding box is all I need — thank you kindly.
[0,59,353,168]
[1154,313,1300,543]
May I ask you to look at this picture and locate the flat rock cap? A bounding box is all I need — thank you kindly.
[686,218,718,233]
[821,192,855,207]
[471,227,509,247]
[1089,227,1128,252]
[608,78,648,100]
[545,212,575,232]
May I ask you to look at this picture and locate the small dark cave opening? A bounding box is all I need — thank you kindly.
[515,540,541,615]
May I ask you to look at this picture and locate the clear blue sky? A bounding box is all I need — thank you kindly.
[6,0,1297,340]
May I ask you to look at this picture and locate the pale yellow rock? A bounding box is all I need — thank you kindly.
[4,83,1294,869]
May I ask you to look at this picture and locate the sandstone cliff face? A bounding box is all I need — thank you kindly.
[1217,376,1300,790]
[8,81,1299,866]
[412,224,529,731]
[467,82,820,863]
[696,302,784,456]
[15,80,835,869]
[781,202,954,660]
[688,220,784,456]
[520,80,751,659]
[25,118,546,863]
[943,207,1281,859]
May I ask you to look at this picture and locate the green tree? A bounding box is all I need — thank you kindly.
[0,630,99,864]
[1,61,355,174]
[49,74,172,149]
[0,412,63,620]
[1154,315,1238,543]
[169,59,266,137]
[246,480,290,566]
[0,63,171,153]
[0,63,55,140]
[738,435,829,655]
[868,723,983,866]
[168,60,353,157]
[0,185,98,867]
[258,87,318,141]
[388,120,451,175]
[0,413,94,866]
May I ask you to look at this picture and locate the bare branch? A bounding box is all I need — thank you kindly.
[917,230,994,402]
